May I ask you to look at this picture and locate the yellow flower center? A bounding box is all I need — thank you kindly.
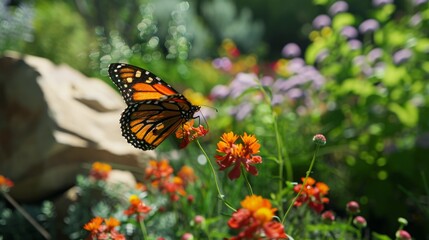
[254,207,274,224]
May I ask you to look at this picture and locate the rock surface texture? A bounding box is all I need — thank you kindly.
[0,52,152,201]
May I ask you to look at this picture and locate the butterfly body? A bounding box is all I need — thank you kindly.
[109,63,200,150]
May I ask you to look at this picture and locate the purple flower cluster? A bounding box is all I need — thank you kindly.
[210,73,258,100]
[210,55,326,119]
[270,59,325,106]
[212,57,232,72]
[329,1,349,15]
[282,43,301,58]
[340,26,358,39]
[348,39,362,50]
[372,0,393,7]
[359,19,380,34]
[412,0,427,6]
[312,15,331,30]
[393,49,412,65]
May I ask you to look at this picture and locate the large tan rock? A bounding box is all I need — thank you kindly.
[0,52,153,201]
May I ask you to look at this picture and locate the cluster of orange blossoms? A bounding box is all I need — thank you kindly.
[293,177,330,213]
[83,216,125,240]
[89,162,112,180]
[123,195,152,221]
[175,119,208,149]
[0,175,14,193]
[228,195,287,239]
[144,160,196,201]
[215,132,262,180]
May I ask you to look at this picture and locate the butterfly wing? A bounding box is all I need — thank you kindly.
[120,95,200,150]
[108,63,179,105]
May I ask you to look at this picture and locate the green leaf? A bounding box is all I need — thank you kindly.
[374,4,396,22]
[416,38,429,53]
[422,61,429,73]
[305,41,326,65]
[339,78,375,97]
[332,13,356,31]
[313,0,329,5]
[386,30,407,47]
[383,65,406,87]
[372,232,392,240]
[388,101,418,127]
[374,29,384,45]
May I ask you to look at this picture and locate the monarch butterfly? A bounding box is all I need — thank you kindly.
[108,63,201,150]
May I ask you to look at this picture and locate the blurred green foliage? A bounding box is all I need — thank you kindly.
[24,1,94,74]
[0,2,34,53]
[0,200,55,239]
[304,2,429,236]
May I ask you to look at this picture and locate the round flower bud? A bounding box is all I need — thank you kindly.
[395,230,412,240]
[313,134,327,146]
[353,216,367,228]
[181,233,194,240]
[194,215,205,225]
[346,201,360,214]
[321,210,335,224]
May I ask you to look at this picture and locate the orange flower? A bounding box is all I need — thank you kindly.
[175,119,208,149]
[83,216,125,240]
[89,162,112,180]
[145,160,174,187]
[161,176,187,202]
[293,177,330,213]
[240,195,272,213]
[228,195,287,239]
[135,182,147,192]
[83,216,103,232]
[0,175,14,193]
[177,165,197,185]
[215,132,262,180]
[124,195,152,221]
[104,217,120,230]
[240,195,276,224]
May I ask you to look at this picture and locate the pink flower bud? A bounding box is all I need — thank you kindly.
[346,201,360,214]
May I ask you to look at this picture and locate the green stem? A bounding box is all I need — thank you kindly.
[342,215,353,240]
[241,167,253,195]
[139,218,149,239]
[257,81,292,216]
[195,140,236,212]
[282,145,320,224]
[2,192,51,240]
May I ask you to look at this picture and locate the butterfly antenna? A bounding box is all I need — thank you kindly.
[203,105,218,113]
[197,106,215,131]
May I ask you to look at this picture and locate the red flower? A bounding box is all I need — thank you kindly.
[145,160,174,187]
[124,195,152,221]
[89,162,112,180]
[175,119,208,148]
[161,176,187,202]
[215,132,262,180]
[228,195,287,240]
[144,160,195,201]
[263,221,288,239]
[293,177,330,213]
[228,208,252,229]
